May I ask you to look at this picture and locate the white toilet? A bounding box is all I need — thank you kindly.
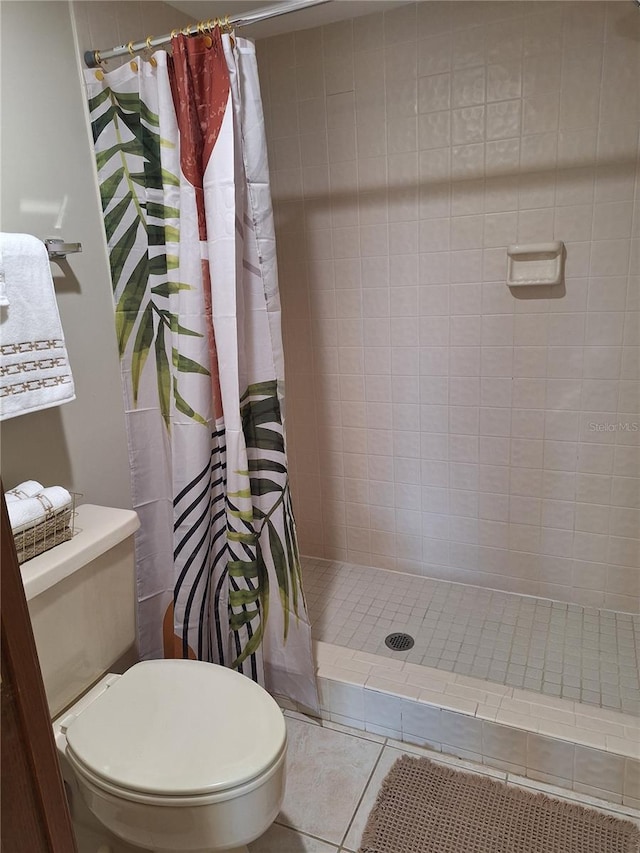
[23,504,287,853]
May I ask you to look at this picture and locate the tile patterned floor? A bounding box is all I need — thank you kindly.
[249,711,640,852]
[302,557,640,714]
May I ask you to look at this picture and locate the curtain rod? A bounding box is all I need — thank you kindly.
[84,0,332,67]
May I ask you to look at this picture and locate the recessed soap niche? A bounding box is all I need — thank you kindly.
[506,242,564,287]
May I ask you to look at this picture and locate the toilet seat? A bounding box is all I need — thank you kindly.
[64,659,287,801]
[66,740,286,807]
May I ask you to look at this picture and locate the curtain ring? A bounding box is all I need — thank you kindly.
[200,19,213,48]
[145,36,157,67]
[93,50,105,80]
[197,19,212,48]
[128,41,138,72]
[223,14,235,46]
[225,14,235,46]
[170,28,179,38]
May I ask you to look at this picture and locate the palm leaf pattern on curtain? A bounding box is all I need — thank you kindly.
[227,380,305,670]
[85,44,318,710]
[243,381,305,636]
[88,84,209,427]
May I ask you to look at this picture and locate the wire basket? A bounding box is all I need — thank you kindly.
[12,492,80,564]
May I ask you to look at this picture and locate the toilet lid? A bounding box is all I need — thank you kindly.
[65,660,287,797]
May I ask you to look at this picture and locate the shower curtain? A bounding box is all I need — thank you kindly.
[84,31,317,710]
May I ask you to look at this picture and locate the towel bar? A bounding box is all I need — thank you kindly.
[44,238,82,260]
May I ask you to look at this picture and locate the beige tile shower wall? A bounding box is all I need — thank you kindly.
[258,1,640,612]
[72,1,192,67]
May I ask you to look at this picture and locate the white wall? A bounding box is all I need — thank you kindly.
[0,0,131,508]
[0,0,189,507]
[258,1,640,612]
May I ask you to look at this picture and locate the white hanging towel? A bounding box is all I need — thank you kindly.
[0,263,8,307]
[0,233,75,420]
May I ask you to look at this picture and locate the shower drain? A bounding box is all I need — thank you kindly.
[384,632,415,651]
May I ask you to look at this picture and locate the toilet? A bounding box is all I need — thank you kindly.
[23,504,287,853]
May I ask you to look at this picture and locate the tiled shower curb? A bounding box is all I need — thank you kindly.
[280,640,640,808]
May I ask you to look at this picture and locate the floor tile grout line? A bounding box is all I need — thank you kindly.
[338,736,390,850]
[503,772,640,823]
[272,710,640,850]
[283,709,389,748]
[272,818,346,849]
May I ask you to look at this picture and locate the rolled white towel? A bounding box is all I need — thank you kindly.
[7,486,72,534]
[5,480,44,502]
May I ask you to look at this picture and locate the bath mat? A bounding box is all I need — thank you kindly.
[358,755,640,853]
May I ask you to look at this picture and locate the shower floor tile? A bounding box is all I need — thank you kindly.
[302,557,640,715]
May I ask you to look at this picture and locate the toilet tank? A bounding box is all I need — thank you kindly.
[21,504,140,719]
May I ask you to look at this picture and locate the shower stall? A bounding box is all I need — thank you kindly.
[256,0,639,806]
